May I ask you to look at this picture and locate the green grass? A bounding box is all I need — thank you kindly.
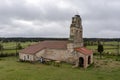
[0,41,120,55]
[86,41,120,54]
[0,56,120,80]
[2,42,36,49]
[87,45,118,50]
[3,49,20,54]
[104,41,119,45]
[0,42,37,54]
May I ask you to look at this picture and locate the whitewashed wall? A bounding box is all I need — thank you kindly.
[19,53,34,61]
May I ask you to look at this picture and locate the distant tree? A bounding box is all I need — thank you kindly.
[15,42,22,56]
[87,41,90,46]
[16,43,22,50]
[117,41,120,56]
[84,42,87,47]
[0,43,4,54]
[97,41,104,58]
[91,41,94,46]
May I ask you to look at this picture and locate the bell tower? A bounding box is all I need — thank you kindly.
[68,15,83,49]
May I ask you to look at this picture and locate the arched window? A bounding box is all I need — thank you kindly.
[27,55,29,59]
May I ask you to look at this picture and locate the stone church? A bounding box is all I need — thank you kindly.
[19,15,93,68]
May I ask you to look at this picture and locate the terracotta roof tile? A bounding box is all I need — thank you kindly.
[20,40,68,54]
[75,47,93,55]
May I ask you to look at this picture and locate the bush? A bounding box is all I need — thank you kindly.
[88,63,94,68]
[0,53,17,57]
[93,52,99,55]
[116,58,120,61]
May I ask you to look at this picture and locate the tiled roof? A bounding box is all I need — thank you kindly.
[20,40,68,54]
[75,47,93,55]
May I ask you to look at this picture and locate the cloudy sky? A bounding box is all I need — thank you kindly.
[0,0,120,38]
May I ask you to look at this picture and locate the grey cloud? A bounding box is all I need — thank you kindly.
[0,0,73,22]
[0,0,120,38]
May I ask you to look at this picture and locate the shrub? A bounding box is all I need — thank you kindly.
[0,53,16,57]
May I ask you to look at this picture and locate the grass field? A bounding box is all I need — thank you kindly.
[0,56,120,80]
[2,42,36,48]
[0,42,36,54]
[87,45,119,53]
[0,41,120,56]
[86,41,120,55]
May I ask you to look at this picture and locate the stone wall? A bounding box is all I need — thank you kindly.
[66,51,93,68]
[35,49,46,60]
[33,48,69,61]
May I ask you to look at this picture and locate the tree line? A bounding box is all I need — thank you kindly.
[0,37,120,42]
[0,42,22,57]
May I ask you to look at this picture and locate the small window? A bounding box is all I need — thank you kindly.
[27,55,29,59]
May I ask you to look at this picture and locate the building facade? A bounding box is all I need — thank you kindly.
[19,15,93,68]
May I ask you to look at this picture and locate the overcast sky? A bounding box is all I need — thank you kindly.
[0,0,120,38]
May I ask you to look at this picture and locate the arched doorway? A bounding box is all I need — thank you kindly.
[88,56,91,64]
[79,57,84,67]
